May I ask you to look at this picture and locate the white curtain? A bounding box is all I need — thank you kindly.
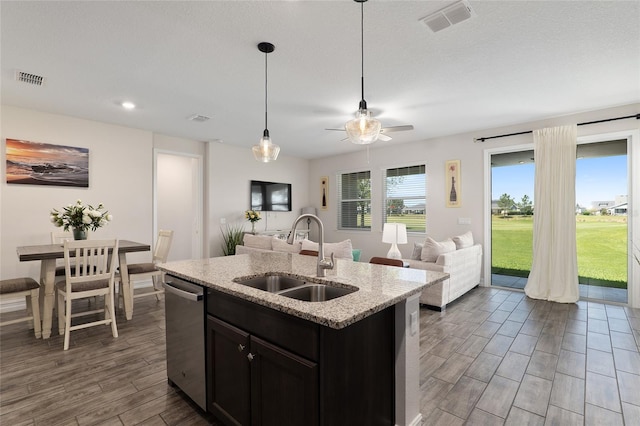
[525,125,579,303]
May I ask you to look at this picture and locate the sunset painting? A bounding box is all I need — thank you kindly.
[6,139,89,187]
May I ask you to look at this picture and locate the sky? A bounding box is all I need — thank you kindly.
[492,155,628,209]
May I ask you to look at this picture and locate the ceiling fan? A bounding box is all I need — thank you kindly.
[326,124,414,142]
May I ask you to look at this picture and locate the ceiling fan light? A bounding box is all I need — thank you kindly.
[252,133,280,162]
[345,109,381,144]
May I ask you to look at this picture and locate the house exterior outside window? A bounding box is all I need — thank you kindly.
[337,170,371,230]
[383,165,426,233]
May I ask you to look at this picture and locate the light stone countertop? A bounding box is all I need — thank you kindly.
[158,251,449,329]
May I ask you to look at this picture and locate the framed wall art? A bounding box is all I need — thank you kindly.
[445,159,461,208]
[320,176,329,210]
[6,139,89,187]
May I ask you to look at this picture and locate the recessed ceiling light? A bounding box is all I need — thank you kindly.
[121,101,135,110]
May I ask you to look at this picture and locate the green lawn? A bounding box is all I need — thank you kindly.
[492,215,628,288]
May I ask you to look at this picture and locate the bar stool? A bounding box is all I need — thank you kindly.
[0,277,42,338]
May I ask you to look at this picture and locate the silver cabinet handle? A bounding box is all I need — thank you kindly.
[247,353,255,362]
[238,344,245,352]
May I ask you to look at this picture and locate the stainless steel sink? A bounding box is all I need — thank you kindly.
[234,273,357,302]
[278,284,356,302]
[234,274,307,292]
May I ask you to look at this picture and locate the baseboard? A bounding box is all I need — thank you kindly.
[397,413,423,426]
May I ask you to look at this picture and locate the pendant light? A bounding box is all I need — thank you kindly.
[345,0,381,145]
[252,42,280,162]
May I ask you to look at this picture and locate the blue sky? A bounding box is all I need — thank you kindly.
[492,155,627,208]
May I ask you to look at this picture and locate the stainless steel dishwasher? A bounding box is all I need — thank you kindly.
[164,275,206,410]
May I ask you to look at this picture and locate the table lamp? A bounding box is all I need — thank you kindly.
[382,223,407,260]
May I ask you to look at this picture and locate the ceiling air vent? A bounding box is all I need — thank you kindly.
[187,114,211,123]
[15,70,46,86]
[420,0,475,33]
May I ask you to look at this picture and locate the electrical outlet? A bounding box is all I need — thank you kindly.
[220,218,226,224]
[458,217,471,225]
[410,311,418,335]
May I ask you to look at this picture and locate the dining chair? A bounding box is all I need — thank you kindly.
[56,239,119,350]
[117,229,173,316]
[51,231,74,279]
[0,277,42,338]
[369,257,404,267]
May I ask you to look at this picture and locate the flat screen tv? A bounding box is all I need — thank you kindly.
[250,180,292,212]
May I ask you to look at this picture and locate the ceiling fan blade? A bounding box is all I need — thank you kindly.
[380,125,414,133]
[378,134,392,141]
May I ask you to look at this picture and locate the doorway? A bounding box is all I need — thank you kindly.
[154,150,203,261]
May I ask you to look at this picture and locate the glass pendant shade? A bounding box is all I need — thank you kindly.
[252,131,280,162]
[345,109,382,145]
[253,42,279,162]
[345,0,382,145]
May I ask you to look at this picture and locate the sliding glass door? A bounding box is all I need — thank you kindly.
[489,139,628,303]
[575,140,628,303]
[490,150,534,289]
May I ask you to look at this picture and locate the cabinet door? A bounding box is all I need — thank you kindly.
[207,316,251,425]
[249,335,318,426]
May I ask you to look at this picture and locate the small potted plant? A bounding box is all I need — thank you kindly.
[221,223,245,256]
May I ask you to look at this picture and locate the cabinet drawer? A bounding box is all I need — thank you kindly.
[208,289,319,361]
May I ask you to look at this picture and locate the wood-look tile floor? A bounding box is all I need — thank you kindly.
[0,296,221,426]
[1,287,639,425]
[420,287,640,426]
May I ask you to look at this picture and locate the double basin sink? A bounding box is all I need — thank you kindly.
[233,273,357,302]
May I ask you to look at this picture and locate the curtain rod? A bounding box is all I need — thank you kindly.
[473,113,640,143]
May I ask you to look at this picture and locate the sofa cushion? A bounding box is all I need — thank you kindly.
[301,239,353,259]
[420,237,456,262]
[410,243,423,260]
[452,231,474,249]
[243,234,273,250]
[272,237,302,253]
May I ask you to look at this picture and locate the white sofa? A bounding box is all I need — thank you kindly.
[235,234,356,260]
[404,233,482,310]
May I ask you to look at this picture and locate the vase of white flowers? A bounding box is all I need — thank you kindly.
[244,209,261,234]
[50,199,112,240]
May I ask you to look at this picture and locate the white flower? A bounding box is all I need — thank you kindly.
[82,214,92,224]
[50,215,57,223]
[106,214,113,221]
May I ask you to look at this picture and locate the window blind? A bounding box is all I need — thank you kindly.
[383,165,426,232]
[337,170,371,230]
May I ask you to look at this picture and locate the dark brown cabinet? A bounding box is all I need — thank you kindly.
[207,316,318,426]
[207,289,394,426]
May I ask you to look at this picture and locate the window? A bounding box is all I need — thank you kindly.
[383,165,426,232]
[337,170,371,230]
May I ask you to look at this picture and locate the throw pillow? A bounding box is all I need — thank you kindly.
[272,237,301,253]
[410,242,424,260]
[243,234,273,250]
[301,239,353,259]
[420,237,456,262]
[452,231,474,249]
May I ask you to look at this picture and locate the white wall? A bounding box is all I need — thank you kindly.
[207,142,310,257]
[1,106,153,280]
[309,104,640,271]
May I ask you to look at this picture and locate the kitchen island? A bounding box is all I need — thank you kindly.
[159,251,448,426]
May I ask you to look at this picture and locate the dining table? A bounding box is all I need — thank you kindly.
[16,239,151,339]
